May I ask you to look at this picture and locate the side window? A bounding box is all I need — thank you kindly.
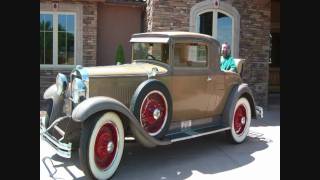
[174,43,208,68]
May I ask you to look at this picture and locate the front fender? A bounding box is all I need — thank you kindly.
[43,84,64,124]
[43,84,57,100]
[72,96,171,147]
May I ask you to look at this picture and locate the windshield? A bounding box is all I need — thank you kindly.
[132,43,169,64]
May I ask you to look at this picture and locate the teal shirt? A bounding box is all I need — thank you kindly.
[220,56,237,73]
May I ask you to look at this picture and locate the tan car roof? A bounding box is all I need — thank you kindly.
[131,31,216,42]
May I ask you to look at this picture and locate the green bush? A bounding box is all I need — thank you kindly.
[115,44,125,65]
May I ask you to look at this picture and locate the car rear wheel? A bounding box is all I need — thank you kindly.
[79,112,124,180]
[226,97,251,143]
[130,80,172,139]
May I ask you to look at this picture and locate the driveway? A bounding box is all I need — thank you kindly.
[40,106,280,180]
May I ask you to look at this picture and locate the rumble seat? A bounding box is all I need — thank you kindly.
[234,58,245,76]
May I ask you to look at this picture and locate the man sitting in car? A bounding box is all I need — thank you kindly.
[220,42,237,73]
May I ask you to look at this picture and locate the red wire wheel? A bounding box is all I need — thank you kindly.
[233,104,247,135]
[80,112,125,179]
[131,79,172,138]
[229,97,252,143]
[94,123,118,170]
[139,90,168,136]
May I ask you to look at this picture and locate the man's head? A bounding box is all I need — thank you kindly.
[221,42,231,58]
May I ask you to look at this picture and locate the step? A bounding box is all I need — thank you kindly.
[165,125,230,143]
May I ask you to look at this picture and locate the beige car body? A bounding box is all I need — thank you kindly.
[86,31,242,124]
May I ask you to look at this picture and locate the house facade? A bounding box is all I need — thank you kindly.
[40,0,145,108]
[40,0,280,109]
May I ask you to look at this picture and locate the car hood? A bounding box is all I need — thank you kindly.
[84,62,168,77]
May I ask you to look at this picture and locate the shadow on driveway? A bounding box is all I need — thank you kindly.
[42,130,270,180]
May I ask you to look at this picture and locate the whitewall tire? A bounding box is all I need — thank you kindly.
[80,112,124,180]
[228,97,251,143]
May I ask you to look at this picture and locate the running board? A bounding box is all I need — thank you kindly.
[165,125,230,143]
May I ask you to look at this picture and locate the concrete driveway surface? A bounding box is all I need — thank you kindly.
[40,106,280,180]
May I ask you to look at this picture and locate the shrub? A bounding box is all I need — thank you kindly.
[115,44,125,65]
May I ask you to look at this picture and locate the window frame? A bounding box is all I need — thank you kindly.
[189,1,240,58]
[40,11,77,69]
[132,42,170,64]
[196,9,235,57]
[172,41,209,74]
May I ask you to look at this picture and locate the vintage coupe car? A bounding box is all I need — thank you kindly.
[40,31,263,179]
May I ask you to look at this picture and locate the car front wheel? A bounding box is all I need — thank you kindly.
[79,112,124,179]
[227,97,251,143]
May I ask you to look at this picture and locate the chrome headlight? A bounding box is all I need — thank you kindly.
[71,78,86,104]
[56,73,68,96]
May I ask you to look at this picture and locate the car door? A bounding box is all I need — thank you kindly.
[171,40,211,121]
[206,70,225,117]
[206,42,226,117]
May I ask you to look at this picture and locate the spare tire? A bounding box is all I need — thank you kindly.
[130,79,172,139]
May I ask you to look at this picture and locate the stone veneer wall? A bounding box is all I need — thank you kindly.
[40,1,98,110]
[82,2,98,67]
[233,0,270,108]
[146,0,270,107]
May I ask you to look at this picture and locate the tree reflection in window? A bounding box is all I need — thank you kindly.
[58,15,75,65]
[40,14,53,64]
[132,43,169,64]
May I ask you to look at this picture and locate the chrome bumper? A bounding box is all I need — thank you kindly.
[255,106,264,120]
[40,115,72,158]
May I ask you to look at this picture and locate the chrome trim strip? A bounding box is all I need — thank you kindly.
[41,132,72,158]
[168,116,220,132]
[53,125,65,137]
[40,116,69,134]
[170,127,230,143]
[89,73,168,78]
[40,115,72,159]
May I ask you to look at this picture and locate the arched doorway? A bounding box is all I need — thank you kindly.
[189,0,240,58]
